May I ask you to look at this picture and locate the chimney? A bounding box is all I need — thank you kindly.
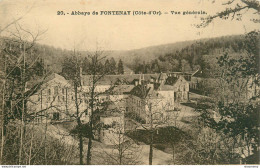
[80,67,82,76]
[135,80,138,86]
[139,74,142,85]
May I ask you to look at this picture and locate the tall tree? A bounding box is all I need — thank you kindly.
[117,59,124,74]
[109,58,117,75]
[151,59,160,73]
[62,53,84,165]
[104,59,110,74]
[86,50,108,165]
[82,57,90,74]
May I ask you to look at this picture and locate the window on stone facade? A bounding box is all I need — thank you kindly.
[48,89,51,95]
[54,86,58,95]
[84,109,88,115]
[53,112,60,120]
[62,88,65,94]
[63,96,65,101]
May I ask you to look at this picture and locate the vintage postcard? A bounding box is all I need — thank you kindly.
[0,0,259,166]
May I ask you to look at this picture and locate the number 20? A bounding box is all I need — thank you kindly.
[57,11,64,15]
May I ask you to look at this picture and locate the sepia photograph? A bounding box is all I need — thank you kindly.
[0,0,259,166]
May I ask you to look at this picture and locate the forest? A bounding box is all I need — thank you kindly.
[130,35,251,76]
[0,34,251,77]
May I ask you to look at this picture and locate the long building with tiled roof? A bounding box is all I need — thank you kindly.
[27,71,190,125]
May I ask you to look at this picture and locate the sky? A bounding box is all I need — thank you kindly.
[0,0,259,51]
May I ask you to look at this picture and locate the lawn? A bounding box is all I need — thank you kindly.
[126,126,191,153]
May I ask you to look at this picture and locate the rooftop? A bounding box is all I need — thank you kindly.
[81,73,164,86]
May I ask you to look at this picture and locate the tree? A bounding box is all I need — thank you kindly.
[133,57,141,74]
[61,53,85,165]
[180,59,192,72]
[117,59,124,75]
[109,58,117,75]
[184,123,240,164]
[197,0,260,28]
[168,59,179,72]
[197,31,259,163]
[101,125,141,165]
[82,57,90,74]
[161,102,183,164]
[104,59,110,74]
[151,59,160,73]
[61,46,117,165]
[85,50,109,165]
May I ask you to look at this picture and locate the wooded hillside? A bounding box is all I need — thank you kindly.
[1,34,254,77]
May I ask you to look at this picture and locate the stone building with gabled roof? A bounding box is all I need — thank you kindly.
[126,73,189,124]
[165,75,190,102]
[27,73,89,123]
